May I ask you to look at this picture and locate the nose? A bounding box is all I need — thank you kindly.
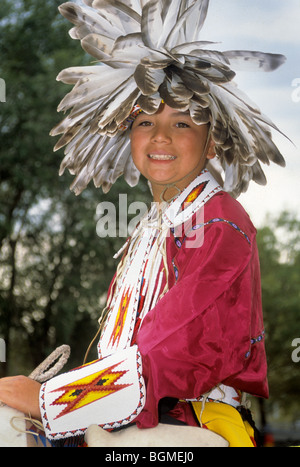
[150,124,171,143]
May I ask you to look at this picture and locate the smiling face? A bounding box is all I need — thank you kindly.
[130,104,215,202]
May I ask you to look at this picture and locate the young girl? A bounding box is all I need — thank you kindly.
[0,0,286,447]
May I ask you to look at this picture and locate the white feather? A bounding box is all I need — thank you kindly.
[224,50,287,73]
[53,0,287,196]
[141,0,163,49]
[91,0,141,35]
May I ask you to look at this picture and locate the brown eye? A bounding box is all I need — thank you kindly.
[139,121,152,126]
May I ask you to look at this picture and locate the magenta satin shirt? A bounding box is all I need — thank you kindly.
[135,190,268,428]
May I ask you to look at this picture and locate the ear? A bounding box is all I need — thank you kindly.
[206,138,216,160]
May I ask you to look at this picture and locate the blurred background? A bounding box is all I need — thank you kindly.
[0,0,299,447]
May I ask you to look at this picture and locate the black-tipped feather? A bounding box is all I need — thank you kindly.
[53,0,287,196]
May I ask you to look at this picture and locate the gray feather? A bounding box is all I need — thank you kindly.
[137,93,162,114]
[251,161,267,186]
[141,0,163,49]
[53,0,288,196]
[159,80,190,110]
[224,50,286,72]
[134,64,165,95]
[189,101,211,125]
[170,74,193,99]
[171,41,222,56]
[165,0,209,49]
[179,70,210,96]
[91,0,141,35]
[81,33,115,57]
[59,2,123,39]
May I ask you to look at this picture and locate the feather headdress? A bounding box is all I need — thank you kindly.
[51,0,286,197]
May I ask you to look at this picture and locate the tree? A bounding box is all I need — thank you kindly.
[256,211,300,422]
[0,0,150,377]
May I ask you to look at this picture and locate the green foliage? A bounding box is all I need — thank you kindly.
[0,0,299,423]
[257,212,300,418]
[0,0,150,375]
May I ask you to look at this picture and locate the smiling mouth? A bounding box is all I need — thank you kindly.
[148,154,176,161]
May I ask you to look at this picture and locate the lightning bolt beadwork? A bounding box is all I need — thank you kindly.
[51,362,131,419]
[108,287,133,348]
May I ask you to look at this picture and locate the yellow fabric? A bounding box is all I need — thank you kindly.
[192,401,255,447]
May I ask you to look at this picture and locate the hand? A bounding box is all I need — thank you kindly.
[0,375,41,420]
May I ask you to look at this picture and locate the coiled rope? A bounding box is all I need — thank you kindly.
[0,345,70,440]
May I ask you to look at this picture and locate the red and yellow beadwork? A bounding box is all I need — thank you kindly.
[51,362,131,419]
[108,287,133,348]
[180,181,208,209]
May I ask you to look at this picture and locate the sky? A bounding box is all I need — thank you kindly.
[67,0,299,229]
[201,0,300,227]
[10,0,298,229]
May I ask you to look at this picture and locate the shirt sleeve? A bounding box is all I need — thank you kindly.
[135,218,267,428]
